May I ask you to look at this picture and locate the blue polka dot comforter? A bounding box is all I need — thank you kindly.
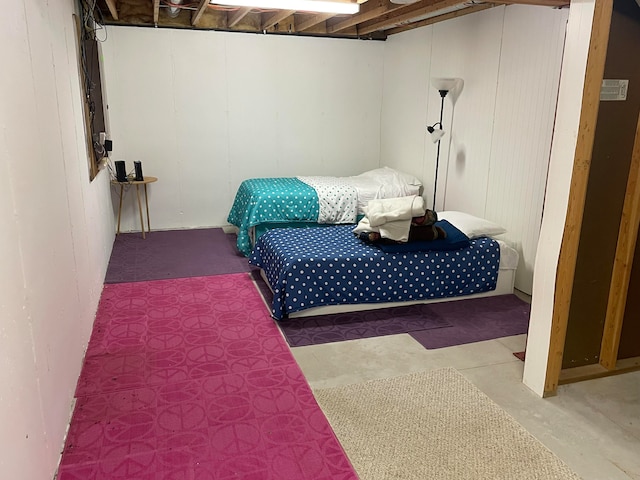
[249,225,501,320]
[227,177,358,256]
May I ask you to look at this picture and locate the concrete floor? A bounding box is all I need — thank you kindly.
[291,331,640,480]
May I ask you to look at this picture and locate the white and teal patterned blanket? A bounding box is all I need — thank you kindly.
[227,177,358,256]
[296,176,358,224]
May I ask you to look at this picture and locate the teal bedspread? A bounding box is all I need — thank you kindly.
[227,177,320,256]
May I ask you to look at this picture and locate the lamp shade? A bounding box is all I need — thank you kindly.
[431,77,464,103]
[427,126,445,143]
[431,77,463,93]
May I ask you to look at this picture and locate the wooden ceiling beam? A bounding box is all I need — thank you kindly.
[192,0,210,26]
[228,7,252,27]
[327,0,401,34]
[153,0,160,25]
[296,13,335,31]
[357,0,461,36]
[262,10,296,30]
[491,0,568,6]
[386,3,493,35]
[105,0,119,20]
[97,0,572,38]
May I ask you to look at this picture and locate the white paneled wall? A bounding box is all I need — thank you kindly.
[101,30,384,230]
[381,5,569,293]
[431,9,504,215]
[1,1,115,478]
[102,6,568,293]
[380,27,432,186]
[485,6,568,293]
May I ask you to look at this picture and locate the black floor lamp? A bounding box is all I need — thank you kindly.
[426,78,463,210]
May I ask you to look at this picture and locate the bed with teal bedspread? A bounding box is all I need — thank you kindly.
[227,178,322,256]
[227,169,424,256]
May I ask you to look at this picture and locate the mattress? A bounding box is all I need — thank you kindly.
[250,224,512,320]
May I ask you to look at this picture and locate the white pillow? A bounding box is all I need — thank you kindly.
[356,167,423,187]
[437,211,507,239]
[393,169,423,187]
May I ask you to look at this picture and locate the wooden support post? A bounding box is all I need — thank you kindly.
[600,112,640,369]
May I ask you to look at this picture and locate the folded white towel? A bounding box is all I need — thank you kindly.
[353,196,426,242]
[366,196,426,227]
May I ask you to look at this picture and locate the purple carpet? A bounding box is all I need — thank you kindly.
[251,271,450,346]
[279,305,452,347]
[105,228,253,283]
[409,294,530,349]
[251,271,530,349]
[105,230,530,350]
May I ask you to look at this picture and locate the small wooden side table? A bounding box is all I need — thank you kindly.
[111,176,158,239]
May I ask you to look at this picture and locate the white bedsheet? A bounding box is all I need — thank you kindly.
[298,167,423,222]
[496,240,519,270]
[297,176,359,224]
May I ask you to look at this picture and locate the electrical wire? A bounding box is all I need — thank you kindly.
[207,4,244,12]
[77,0,107,42]
[77,0,109,167]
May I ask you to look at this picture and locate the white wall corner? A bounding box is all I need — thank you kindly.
[523,0,598,397]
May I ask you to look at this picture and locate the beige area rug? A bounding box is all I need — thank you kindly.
[314,368,581,480]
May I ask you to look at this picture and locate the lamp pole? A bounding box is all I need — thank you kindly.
[433,89,448,210]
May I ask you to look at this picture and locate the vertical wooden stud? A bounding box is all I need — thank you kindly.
[600,112,640,369]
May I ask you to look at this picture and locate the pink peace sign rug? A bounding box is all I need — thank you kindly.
[57,273,358,480]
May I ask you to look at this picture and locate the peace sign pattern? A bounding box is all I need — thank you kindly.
[58,273,357,479]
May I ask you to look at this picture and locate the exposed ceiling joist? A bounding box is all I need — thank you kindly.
[386,2,493,35]
[327,0,400,34]
[94,0,568,40]
[153,0,160,25]
[228,7,252,27]
[192,0,210,26]
[262,10,296,30]
[104,0,119,20]
[491,0,568,5]
[296,13,336,31]
[358,0,462,35]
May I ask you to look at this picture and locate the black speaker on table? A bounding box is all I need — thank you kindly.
[115,160,127,182]
[134,161,144,181]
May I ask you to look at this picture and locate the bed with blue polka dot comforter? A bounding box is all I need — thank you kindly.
[249,225,500,320]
